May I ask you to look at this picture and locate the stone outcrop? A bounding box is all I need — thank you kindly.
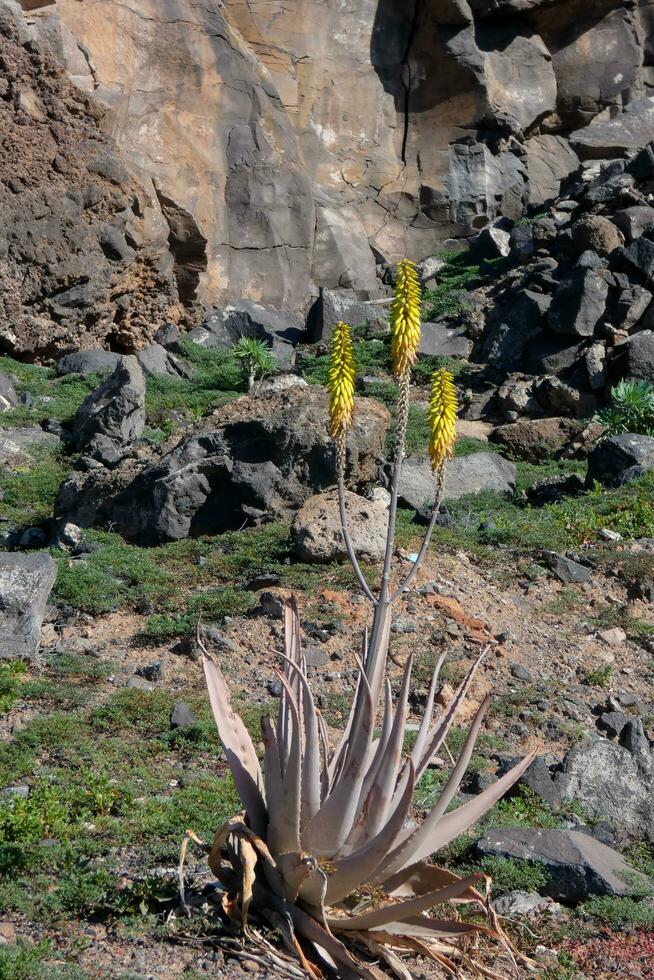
[0,1,180,359]
[0,552,57,659]
[13,0,654,314]
[55,385,391,544]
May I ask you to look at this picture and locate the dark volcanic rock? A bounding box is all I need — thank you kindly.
[613,237,654,282]
[308,288,388,343]
[548,270,608,338]
[586,433,654,488]
[0,2,178,357]
[56,385,390,543]
[0,552,57,660]
[57,350,122,376]
[613,206,654,243]
[395,453,516,511]
[609,331,654,385]
[554,735,654,843]
[475,828,649,901]
[544,553,592,584]
[70,356,146,453]
[481,289,550,371]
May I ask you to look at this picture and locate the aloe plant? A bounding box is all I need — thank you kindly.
[188,261,535,977]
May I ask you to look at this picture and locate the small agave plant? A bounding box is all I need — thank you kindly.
[186,259,536,978]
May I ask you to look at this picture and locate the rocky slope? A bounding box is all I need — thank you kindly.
[0,2,183,359]
[17,0,654,312]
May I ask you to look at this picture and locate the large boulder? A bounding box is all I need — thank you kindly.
[70,356,146,453]
[548,270,608,338]
[419,321,469,358]
[524,135,580,206]
[0,427,61,471]
[291,490,388,563]
[475,828,650,901]
[586,433,654,488]
[554,734,654,844]
[188,301,305,370]
[609,331,654,385]
[613,237,654,281]
[0,553,57,660]
[56,350,122,377]
[571,215,623,256]
[523,336,584,376]
[570,98,654,159]
[396,452,516,511]
[481,289,551,371]
[308,289,389,344]
[489,417,583,464]
[56,386,390,543]
[613,206,654,243]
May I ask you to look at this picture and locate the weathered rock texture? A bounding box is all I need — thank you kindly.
[1,1,180,358]
[19,0,654,310]
[55,386,391,544]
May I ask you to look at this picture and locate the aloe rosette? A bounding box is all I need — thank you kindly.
[190,260,535,978]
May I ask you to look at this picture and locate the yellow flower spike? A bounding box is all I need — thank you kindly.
[428,368,457,473]
[390,259,422,379]
[327,321,356,437]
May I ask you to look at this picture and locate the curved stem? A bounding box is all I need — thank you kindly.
[336,434,377,605]
[379,370,410,608]
[390,475,444,602]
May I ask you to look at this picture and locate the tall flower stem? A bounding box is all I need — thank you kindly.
[336,433,376,605]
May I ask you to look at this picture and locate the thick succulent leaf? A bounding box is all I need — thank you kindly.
[427,696,491,825]
[346,679,393,848]
[277,600,298,770]
[326,872,486,931]
[275,671,303,853]
[383,861,484,902]
[409,653,445,767]
[303,661,375,856]
[262,715,299,855]
[203,656,267,835]
[375,750,538,882]
[369,917,485,939]
[328,628,369,783]
[358,656,413,842]
[290,905,378,979]
[280,655,322,834]
[324,761,415,906]
[413,650,485,781]
[317,709,331,803]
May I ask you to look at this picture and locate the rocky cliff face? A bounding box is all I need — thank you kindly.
[0,1,183,359]
[15,0,654,314]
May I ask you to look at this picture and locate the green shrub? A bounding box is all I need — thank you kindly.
[582,895,654,928]
[596,379,654,437]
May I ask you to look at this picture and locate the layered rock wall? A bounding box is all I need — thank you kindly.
[17,0,654,312]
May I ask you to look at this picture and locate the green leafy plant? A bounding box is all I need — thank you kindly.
[596,379,654,437]
[232,336,276,390]
[183,261,533,978]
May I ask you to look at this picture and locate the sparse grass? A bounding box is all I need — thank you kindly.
[0,444,70,527]
[0,940,89,979]
[421,249,507,322]
[416,469,654,559]
[0,358,101,429]
[0,678,238,925]
[582,665,613,689]
[52,523,362,636]
[470,856,550,897]
[144,339,243,426]
[581,896,654,928]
